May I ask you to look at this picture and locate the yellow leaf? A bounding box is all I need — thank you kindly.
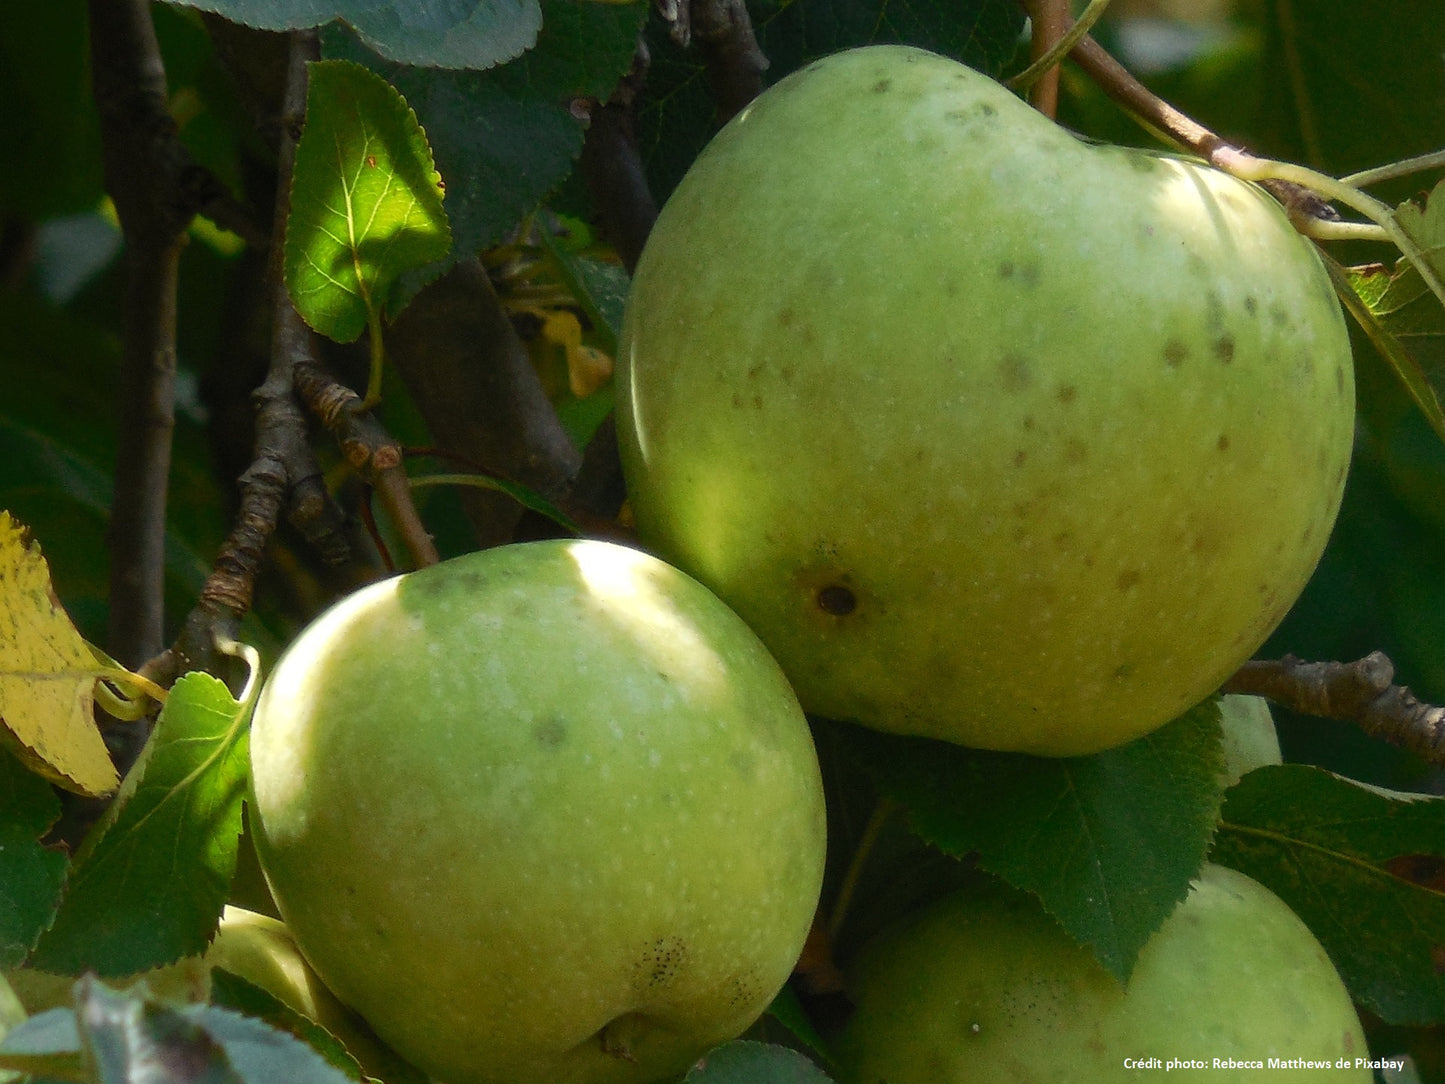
[0,511,119,797]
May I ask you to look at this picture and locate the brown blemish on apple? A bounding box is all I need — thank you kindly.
[817,584,857,616]
[1217,434,1230,452]
[872,78,892,93]
[533,717,567,747]
[1164,339,1189,367]
[1014,450,1028,467]
[1057,384,1078,405]
[1213,335,1236,364]
[1116,569,1141,591]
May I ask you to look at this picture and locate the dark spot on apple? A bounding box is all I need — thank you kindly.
[1022,415,1037,431]
[1213,335,1236,363]
[1116,569,1141,591]
[1269,304,1290,327]
[1014,450,1028,467]
[636,936,687,991]
[1164,339,1189,367]
[1126,154,1160,173]
[1244,295,1258,316]
[1335,366,1347,395]
[533,717,567,747]
[817,584,857,616]
[998,260,1015,278]
[872,78,892,93]
[1205,291,1226,329]
[778,307,795,326]
[1064,439,1087,463]
[1217,434,1230,451]
[746,361,763,378]
[1057,384,1078,404]
[1000,353,1032,392]
[1114,663,1134,679]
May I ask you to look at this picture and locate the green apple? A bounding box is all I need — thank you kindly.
[247,538,828,1084]
[832,863,1370,1082]
[618,45,1354,755]
[1218,693,1282,787]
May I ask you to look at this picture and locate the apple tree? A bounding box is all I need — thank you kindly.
[2,0,1445,1081]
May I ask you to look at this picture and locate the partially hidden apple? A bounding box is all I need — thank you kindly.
[831,863,1370,1082]
[247,539,828,1084]
[206,907,414,1081]
[1218,693,1282,787]
[618,44,1354,756]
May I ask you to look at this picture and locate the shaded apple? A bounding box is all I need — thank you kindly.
[831,863,1370,1082]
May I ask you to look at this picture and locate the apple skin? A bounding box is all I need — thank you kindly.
[1218,694,1282,787]
[832,864,1370,1082]
[617,45,1354,756]
[247,539,828,1084]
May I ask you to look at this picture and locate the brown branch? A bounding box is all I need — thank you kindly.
[90,0,187,669]
[293,357,440,569]
[1224,653,1445,766]
[143,31,347,690]
[1019,0,1066,119]
[690,0,768,125]
[388,259,582,547]
[578,46,658,276]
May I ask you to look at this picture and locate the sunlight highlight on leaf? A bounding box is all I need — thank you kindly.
[284,59,450,346]
[27,672,252,978]
[0,510,117,798]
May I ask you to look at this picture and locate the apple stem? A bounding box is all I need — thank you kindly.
[1225,653,1445,766]
[826,796,900,944]
[1059,28,1445,314]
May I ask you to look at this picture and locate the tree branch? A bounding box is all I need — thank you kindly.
[90,0,188,669]
[388,259,582,548]
[689,0,768,126]
[1224,653,1445,766]
[579,47,658,276]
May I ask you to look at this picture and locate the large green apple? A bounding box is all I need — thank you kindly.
[618,45,1354,755]
[832,863,1370,1082]
[247,538,827,1084]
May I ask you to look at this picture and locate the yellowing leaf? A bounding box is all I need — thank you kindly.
[0,511,117,797]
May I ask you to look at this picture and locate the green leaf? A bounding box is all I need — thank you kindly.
[180,1000,359,1084]
[285,59,450,344]
[832,701,1225,981]
[160,0,543,71]
[1333,255,1445,445]
[538,223,630,354]
[684,1040,835,1082]
[207,972,367,1084]
[0,746,68,968]
[1212,764,1445,1026]
[639,0,1027,201]
[322,0,645,259]
[28,674,251,978]
[764,985,832,1067]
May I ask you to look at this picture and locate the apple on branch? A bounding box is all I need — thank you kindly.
[618,44,1355,756]
[246,539,828,1084]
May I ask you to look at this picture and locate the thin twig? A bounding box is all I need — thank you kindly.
[1224,653,1445,766]
[293,358,441,569]
[1017,0,1068,118]
[1008,0,1112,94]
